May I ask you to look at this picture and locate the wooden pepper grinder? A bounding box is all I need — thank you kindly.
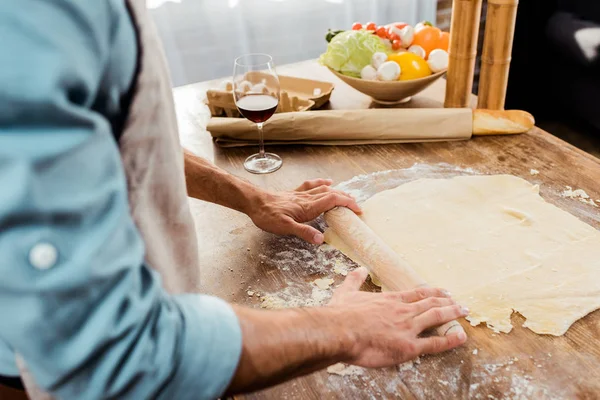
[477,0,519,109]
[444,0,483,108]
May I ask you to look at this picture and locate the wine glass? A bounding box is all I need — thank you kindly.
[233,53,282,174]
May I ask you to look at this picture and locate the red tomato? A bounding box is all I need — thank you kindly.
[376,26,388,38]
[389,33,400,42]
[352,22,363,30]
[392,40,402,51]
[365,22,377,31]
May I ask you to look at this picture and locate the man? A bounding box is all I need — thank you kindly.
[0,1,468,399]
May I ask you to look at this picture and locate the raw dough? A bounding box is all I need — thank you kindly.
[324,175,600,336]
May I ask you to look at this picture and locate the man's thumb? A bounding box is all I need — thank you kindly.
[340,267,368,291]
[329,267,369,304]
[292,222,324,244]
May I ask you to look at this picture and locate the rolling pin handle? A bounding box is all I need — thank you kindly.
[439,321,465,337]
[324,207,466,339]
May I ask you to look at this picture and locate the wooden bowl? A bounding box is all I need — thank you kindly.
[327,67,447,104]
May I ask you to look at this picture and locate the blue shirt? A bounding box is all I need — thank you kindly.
[0,1,241,398]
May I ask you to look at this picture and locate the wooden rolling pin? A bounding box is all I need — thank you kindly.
[207,109,535,147]
[324,207,465,337]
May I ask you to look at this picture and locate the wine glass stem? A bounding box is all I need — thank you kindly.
[257,122,266,158]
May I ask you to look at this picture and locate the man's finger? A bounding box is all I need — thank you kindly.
[384,287,452,303]
[416,331,468,355]
[331,189,359,202]
[306,185,332,195]
[335,267,369,294]
[307,187,357,204]
[312,193,362,215]
[413,305,469,332]
[409,297,455,316]
[296,179,333,192]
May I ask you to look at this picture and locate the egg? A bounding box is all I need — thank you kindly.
[408,45,426,59]
[388,26,403,38]
[376,61,401,81]
[399,25,415,48]
[361,65,378,80]
[427,49,449,72]
[371,52,388,70]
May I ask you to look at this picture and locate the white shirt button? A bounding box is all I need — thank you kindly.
[29,243,58,270]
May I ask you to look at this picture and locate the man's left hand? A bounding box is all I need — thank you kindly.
[247,179,362,245]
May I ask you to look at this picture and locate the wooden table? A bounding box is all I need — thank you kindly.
[174,60,600,399]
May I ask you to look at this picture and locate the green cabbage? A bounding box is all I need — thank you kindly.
[319,30,388,78]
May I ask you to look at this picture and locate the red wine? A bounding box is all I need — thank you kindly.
[237,94,278,123]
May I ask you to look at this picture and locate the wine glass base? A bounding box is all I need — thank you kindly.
[244,153,283,174]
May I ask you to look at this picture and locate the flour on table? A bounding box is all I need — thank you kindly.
[530,169,540,176]
[333,163,480,203]
[468,356,564,400]
[260,285,331,309]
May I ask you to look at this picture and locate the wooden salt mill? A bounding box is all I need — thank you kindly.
[444,0,483,108]
[477,0,519,109]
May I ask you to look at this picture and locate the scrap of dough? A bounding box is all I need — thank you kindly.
[333,266,348,276]
[324,175,600,336]
[326,363,364,376]
[313,278,334,290]
[562,186,598,207]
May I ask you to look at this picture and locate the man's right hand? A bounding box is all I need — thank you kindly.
[328,267,469,368]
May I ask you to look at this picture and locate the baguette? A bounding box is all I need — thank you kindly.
[472,109,535,135]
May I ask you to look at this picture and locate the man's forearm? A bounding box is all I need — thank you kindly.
[184,150,261,214]
[225,306,351,396]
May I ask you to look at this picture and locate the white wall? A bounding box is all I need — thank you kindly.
[148,0,437,87]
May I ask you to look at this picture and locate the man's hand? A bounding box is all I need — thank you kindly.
[226,267,468,395]
[247,179,362,245]
[329,267,469,368]
[184,153,359,245]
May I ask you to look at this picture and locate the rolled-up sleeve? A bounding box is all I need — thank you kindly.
[0,1,241,399]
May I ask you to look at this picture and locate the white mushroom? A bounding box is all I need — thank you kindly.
[236,80,253,93]
[219,79,234,91]
[249,83,269,94]
[376,61,401,81]
[427,49,449,72]
[408,45,426,59]
[360,65,378,81]
[399,25,414,48]
[371,52,388,70]
[379,37,393,51]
